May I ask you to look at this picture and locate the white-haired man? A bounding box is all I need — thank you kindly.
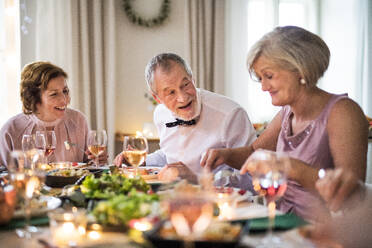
[115,53,256,189]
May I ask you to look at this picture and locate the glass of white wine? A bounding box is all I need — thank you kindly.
[8,151,46,238]
[122,135,148,177]
[87,130,107,167]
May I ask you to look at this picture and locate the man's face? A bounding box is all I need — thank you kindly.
[152,62,198,120]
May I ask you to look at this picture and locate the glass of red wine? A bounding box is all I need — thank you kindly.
[246,149,290,247]
[41,130,57,163]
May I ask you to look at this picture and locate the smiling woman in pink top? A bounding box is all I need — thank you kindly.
[201,26,369,220]
[0,61,90,165]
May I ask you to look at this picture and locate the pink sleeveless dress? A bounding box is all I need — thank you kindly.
[276,94,348,220]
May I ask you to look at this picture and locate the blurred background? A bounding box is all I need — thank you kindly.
[1,0,371,163]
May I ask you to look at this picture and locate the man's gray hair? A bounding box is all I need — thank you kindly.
[145,53,193,93]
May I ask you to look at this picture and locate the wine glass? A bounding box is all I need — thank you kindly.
[166,190,214,247]
[34,131,46,154]
[247,149,290,247]
[7,151,46,238]
[44,131,57,162]
[122,135,148,176]
[87,130,107,167]
[22,134,35,153]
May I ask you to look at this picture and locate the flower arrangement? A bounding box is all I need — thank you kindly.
[122,0,171,28]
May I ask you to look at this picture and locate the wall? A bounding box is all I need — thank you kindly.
[19,0,187,135]
[114,0,187,134]
[319,0,359,101]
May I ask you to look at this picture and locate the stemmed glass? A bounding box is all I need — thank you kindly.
[246,149,290,247]
[44,131,57,162]
[8,150,46,238]
[122,135,148,177]
[87,130,107,167]
[166,190,214,248]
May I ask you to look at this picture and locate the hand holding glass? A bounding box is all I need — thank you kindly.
[122,136,148,176]
[244,150,289,247]
[87,130,107,167]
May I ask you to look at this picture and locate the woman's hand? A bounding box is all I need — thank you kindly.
[240,149,275,175]
[315,168,363,212]
[86,149,108,166]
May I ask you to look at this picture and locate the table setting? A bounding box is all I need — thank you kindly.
[0,135,318,248]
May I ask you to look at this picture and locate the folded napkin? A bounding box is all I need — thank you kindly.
[0,216,49,231]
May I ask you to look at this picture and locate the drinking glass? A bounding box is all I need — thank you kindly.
[122,135,148,176]
[166,190,214,248]
[87,130,107,167]
[8,151,46,238]
[44,131,57,162]
[247,149,290,247]
[22,134,35,153]
[34,131,46,154]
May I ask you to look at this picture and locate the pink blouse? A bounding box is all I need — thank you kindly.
[276,94,348,220]
[0,108,89,166]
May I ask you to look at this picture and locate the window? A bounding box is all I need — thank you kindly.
[225,0,319,123]
[0,0,21,127]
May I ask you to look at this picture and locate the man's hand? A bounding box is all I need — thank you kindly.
[200,148,231,171]
[86,149,108,166]
[158,162,197,183]
[113,153,124,167]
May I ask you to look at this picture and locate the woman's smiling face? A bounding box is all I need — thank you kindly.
[252,56,302,107]
[36,76,70,122]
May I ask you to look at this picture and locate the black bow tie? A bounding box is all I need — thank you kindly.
[165,118,197,128]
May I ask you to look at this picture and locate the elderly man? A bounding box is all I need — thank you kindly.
[115,53,256,189]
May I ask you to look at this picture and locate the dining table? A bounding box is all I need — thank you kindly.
[0,165,321,248]
[0,202,316,248]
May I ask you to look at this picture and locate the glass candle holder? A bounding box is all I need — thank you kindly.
[48,208,87,247]
[49,162,72,170]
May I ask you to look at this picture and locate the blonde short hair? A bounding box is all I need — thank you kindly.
[247,26,330,86]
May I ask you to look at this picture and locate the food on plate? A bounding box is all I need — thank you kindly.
[80,173,150,199]
[92,190,159,226]
[159,220,242,241]
[48,169,90,177]
[121,167,159,180]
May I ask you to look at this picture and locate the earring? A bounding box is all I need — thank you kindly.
[300,78,306,85]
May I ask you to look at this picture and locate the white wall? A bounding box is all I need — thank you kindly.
[20,0,187,135]
[319,0,359,101]
[114,0,187,134]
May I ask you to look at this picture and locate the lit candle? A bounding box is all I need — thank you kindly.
[49,209,87,247]
[216,193,235,220]
[129,218,153,231]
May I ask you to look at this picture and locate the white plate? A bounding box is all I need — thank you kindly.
[13,195,61,218]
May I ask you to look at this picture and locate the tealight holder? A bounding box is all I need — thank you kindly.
[49,162,72,170]
[48,208,87,247]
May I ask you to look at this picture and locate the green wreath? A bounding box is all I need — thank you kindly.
[122,0,171,28]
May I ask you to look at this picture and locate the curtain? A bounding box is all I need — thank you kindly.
[356,0,372,184]
[356,0,372,117]
[185,0,225,94]
[34,0,116,161]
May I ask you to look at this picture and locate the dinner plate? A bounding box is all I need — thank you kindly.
[13,195,61,219]
[224,202,284,221]
[144,220,249,248]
